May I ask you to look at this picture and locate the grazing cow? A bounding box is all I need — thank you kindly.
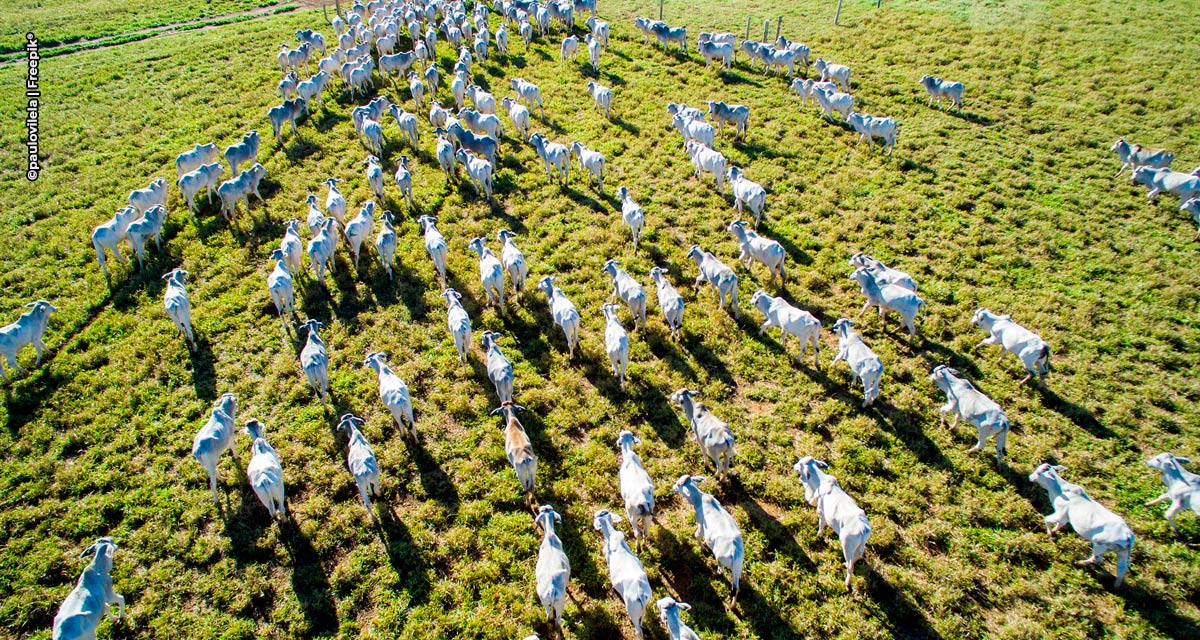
[750,291,819,365]
[831,318,883,407]
[176,142,219,178]
[592,510,654,640]
[224,131,261,177]
[971,308,1050,383]
[847,112,899,153]
[685,244,738,318]
[52,538,125,640]
[672,474,744,603]
[162,268,196,349]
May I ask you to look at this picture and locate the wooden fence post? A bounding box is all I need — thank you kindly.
[762,19,769,42]
[834,0,844,25]
[659,0,664,21]
[745,16,751,40]
[775,16,782,41]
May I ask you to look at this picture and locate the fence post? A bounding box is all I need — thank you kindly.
[834,0,844,25]
[745,16,751,40]
[762,19,769,42]
[775,16,782,41]
[659,0,664,21]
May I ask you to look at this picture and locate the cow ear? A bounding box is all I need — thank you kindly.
[1053,465,1067,473]
[80,544,96,559]
[678,602,692,611]
[610,512,623,523]
[1176,456,1192,465]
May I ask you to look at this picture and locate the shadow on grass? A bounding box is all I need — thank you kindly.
[188,334,218,402]
[1115,581,1200,639]
[871,400,953,471]
[736,581,800,639]
[943,107,994,126]
[758,219,813,267]
[919,337,983,379]
[279,517,338,635]
[867,570,944,639]
[657,527,737,633]
[374,503,433,607]
[681,331,737,389]
[1037,384,1115,439]
[995,462,1051,515]
[742,498,817,572]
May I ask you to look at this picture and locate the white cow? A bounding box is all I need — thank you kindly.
[52,538,125,640]
[971,308,1051,383]
[670,389,735,478]
[592,510,653,640]
[672,474,744,603]
[793,456,871,589]
[162,268,196,349]
[1145,452,1200,533]
[364,351,416,438]
[337,414,382,511]
[1029,463,1135,587]
[929,365,1010,461]
[831,318,882,407]
[750,291,820,365]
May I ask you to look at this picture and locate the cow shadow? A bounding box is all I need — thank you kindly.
[731,578,801,638]
[944,108,994,126]
[1118,581,1200,639]
[681,333,737,389]
[220,459,276,567]
[188,334,219,402]
[278,517,338,635]
[919,337,982,379]
[374,503,433,607]
[283,138,320,162]
[742,498,817,571]
[867,570,944,639]
[656,527,737,633]
[870,400,953,471]
[365,258,428,321]
[996,463,1052,515]
[757,220,813,266]
[1037,385,1115,439]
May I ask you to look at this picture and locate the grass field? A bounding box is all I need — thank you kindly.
[0,0,285,54]
[2,0,1199,638]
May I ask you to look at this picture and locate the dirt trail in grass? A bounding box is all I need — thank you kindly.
[0,3,303,66]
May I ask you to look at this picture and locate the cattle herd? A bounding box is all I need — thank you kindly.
[0,0,1193,638]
